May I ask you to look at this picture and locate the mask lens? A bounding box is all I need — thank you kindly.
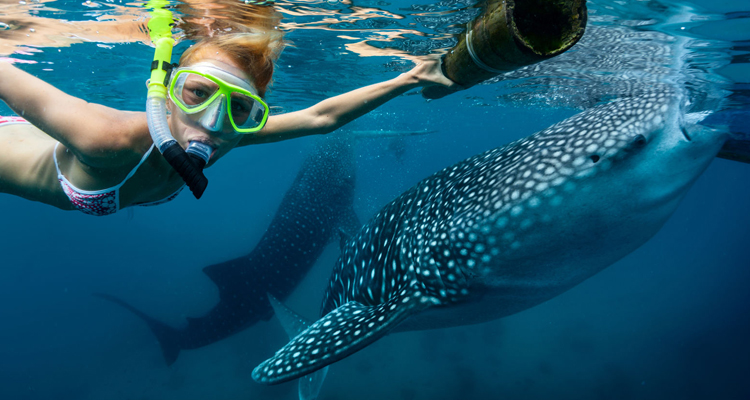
[175,73,220,109]
[229,91,267,129]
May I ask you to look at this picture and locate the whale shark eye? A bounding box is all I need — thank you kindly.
[590,154,600,163]
[633,134,647,147]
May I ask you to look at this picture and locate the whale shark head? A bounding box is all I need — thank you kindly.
[455,91,729,302]
[552,92,725,216]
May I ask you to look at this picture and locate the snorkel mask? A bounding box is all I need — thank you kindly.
[169,63,269,136]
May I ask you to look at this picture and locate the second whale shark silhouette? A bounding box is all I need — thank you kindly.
[97,137,360,365]
[252,92,747,396]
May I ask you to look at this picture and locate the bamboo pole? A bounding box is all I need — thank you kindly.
[423,0,587,99]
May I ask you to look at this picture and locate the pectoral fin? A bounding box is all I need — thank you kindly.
[252,286,435,385]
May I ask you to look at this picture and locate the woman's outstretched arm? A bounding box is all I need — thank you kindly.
[239,57,455,145]
[0,62,149,167]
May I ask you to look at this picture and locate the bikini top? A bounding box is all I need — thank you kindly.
[53,142,184,216]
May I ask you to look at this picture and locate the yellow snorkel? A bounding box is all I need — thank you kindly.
[146,0,210,199]
[146,1,173,101]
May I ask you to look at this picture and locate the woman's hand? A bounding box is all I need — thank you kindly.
[404,55,463,100]
[405,56,457,89]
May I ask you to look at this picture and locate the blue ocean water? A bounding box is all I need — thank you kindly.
[0,0,748,399]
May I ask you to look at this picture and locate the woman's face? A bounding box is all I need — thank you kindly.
[168,50,258,166]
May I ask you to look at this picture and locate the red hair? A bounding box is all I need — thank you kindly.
[177,4,286,97]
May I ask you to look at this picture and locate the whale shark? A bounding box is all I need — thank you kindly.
[96,137,360,365]
[251,91,746,395]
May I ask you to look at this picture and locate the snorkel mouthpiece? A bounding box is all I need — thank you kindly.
[160,141,209,198]
[186,141,212,168]
[146,0,209,199]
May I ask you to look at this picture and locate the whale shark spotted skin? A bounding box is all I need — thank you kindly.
[252,92,733,386]
[97,137,360,365]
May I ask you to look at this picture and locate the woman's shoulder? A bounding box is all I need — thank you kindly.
[75,110,152,168]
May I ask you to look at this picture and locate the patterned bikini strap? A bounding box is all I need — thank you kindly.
[0,116,28,124]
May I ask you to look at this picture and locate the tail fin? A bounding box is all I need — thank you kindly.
[267,294,329,400]
[94,293,182,366]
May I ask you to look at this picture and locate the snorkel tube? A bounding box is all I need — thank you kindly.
[146,0,210,199]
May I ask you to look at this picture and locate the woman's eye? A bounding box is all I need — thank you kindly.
[231,102,249,112]
[181,77,218,105]
[191,89,208,99]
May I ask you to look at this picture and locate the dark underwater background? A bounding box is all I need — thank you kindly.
[1,0,749,399]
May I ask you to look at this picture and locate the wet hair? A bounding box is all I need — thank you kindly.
[177,4,286,97]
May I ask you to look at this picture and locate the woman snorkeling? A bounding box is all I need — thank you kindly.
[0,3,455,216]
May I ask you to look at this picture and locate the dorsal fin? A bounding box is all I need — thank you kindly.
[252,283,437,384]
[201,262,237,298]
